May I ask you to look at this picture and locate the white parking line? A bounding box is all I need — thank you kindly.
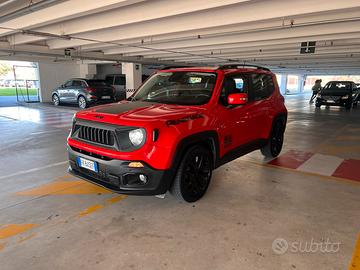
[0,161,68,180]
[297,153,344,176]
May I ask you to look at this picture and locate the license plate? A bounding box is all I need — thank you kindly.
[102,96,111,99]
[77,157,98,172]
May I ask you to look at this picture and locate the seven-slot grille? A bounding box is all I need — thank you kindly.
[77,125,115,146]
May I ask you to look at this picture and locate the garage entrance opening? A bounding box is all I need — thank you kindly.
[0,61,40,107]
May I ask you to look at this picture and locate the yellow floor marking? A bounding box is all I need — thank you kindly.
[16,233,37,244]
[16,180,111,196]
[79,204,104,217]
[0,224,37,240]
[318,145,360,155]
[335,135,360,141]
[349,233,360,270]
[107,195,128,204]
[79,195,128,218]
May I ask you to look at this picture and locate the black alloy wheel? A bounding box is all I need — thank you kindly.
[261,120,284,158]
[171,146,212,202]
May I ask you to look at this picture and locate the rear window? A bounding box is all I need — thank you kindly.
[86,80,108,87]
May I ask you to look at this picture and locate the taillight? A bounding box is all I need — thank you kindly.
[85,87,96,93]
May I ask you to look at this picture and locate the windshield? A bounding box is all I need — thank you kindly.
[322,82,352,92]
[132,72,217,105]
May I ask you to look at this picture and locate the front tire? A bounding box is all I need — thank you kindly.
[78,96,88,109]
[52,94,60,106]
[170,145,213,203]
[345,100,353,110]
[261,120,285,158]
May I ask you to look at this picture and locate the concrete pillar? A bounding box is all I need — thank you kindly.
[79,63,97,79]
[122,63,142,97]
[298,74,306,93]
[279,74,288,95]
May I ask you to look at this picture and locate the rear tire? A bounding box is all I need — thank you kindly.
[78,96,88,109]
[52,94,60,106]
[261,119,284,158]
[170,145,213,203]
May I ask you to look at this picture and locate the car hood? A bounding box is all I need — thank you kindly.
[76,101,206,123]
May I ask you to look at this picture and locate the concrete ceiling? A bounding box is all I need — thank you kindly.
[0,0,359,74]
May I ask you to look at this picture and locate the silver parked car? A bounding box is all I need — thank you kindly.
[52,78,116,109]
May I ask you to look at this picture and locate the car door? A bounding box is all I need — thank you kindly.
[69,79,82,102]
[217,74,254,155]
[247,73,274,140]
[58,80,72,101]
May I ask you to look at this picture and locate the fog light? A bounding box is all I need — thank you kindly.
[139,174,147,184]
[128,162,144,168]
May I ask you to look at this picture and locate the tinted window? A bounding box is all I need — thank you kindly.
[64,80,72,87]
[87,80,107,86]
[114,75,126,85]
[105,76,114,85]
[72,80,82,87]
[220,74,248,106]
[251,74,274,100]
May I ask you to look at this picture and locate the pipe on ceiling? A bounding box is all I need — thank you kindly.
[0,0,66,24]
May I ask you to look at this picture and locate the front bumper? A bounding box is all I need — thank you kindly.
[316,97,349,106]
[68,145,174,195]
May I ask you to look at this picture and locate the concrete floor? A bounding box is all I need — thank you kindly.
[0,95,359,270]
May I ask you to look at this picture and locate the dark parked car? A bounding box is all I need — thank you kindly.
[52,79,116,109]
[316,81,360,110]
[105,74,126,101]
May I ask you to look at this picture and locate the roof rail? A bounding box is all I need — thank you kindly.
[160,65,195,70]
[218,64,270,72]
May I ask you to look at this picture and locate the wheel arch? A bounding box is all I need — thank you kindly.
[170,131,220,174]
[272,112,287,134]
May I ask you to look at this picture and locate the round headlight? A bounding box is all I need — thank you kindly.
[129,129,145,146]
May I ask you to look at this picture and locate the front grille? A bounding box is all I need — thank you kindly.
[77,125,115,146]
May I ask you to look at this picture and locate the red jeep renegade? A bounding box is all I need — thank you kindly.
[68,65,287,202]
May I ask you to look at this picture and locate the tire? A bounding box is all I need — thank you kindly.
[261,119,284,158]
[78,96,88,109]
[170,145,213,203]
[353,102,357,108]
[52,94,60,106]
[315,101,321,108]
[345,100,353,110]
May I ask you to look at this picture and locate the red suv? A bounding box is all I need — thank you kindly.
[68,65,287,202]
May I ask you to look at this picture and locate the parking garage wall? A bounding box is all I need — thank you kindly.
[38,62,83,102]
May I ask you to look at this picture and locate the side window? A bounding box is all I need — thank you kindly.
[114,75,126,86]
[250,74,275,101]
[72,80,82,87]
[80,81,87,87]
[220,74,248,106]
[105,76,114,85]
[64,80,72,87]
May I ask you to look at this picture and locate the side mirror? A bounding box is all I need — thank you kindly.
[228,93,248,105]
